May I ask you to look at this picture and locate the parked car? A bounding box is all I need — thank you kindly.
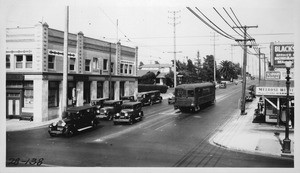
[90,97,109,115]
[48,105,98,137]
[137,90,162,106]
[98,100,123,120]
[113,102,143,125]
[219,82,227,89]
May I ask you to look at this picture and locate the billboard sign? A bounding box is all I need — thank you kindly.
[271,43,294,68]
[256,87,294,96]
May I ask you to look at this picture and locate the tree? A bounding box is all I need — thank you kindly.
[138,71,156,84]
[200,55,215,82]
[218,60,241,80]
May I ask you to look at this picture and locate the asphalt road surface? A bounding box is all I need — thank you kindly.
[6,80,293,167]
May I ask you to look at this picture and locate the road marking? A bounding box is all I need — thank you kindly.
[154,121,173,131]
[193,115,202,118]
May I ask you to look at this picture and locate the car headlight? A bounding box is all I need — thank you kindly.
[115,113,120,117]
[124,113,128,117]
[191,102,195,106]
[61,121,66,126]
[52,122,57,126]
[104,110,107,113]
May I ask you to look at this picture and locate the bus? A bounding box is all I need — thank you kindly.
[174,82,216,112]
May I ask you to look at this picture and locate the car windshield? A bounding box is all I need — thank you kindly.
[122,105,134,109]
[175,89,186,97]
[103,103,114,106]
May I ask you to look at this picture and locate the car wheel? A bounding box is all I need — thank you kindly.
[129,118,133,125]
[65,129,74,137]
[92,120,97,128]
[108,114,113,121]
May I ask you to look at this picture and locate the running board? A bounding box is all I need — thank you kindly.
[77,126,93,132]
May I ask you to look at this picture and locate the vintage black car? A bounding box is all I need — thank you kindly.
[98,100,123,120]
[90,97,109,115]
[48,105,98,137]
[113,102,143,125]
[137,90,162,106]
[219,82,227,89]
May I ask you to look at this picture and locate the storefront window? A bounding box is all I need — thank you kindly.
[70,58,75,71]
[24,81,33,108]
[48,81,59,107]
[85,59,91,71]
[129,65,132,74]
[120,64,124,73]
[48,55,55,69]
[103,59,108,70]
[97,81,103,98]
[124,64,128,74]
[93,57,99,69]
[16,55,23,68]
[25,55,33,68]
[265,98,277,115]
[6,55,10,69]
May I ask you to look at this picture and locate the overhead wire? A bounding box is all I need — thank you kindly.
[213,7,244,38]
[195,7,237,40]
[186,7,236,40]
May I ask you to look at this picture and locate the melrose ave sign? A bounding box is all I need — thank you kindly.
[256,87,294,96]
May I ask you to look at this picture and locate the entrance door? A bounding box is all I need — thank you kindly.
[6,93,21,118]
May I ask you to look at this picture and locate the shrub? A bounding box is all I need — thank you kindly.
[138,84,168,93]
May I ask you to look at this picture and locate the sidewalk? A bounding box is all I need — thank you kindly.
[210,97,294,159]
[6,118,60,132]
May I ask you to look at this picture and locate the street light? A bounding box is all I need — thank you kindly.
[282,60,292,154]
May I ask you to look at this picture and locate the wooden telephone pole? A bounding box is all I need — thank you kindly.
[233,25,257,115]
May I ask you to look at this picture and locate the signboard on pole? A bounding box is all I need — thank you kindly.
[265,71,281,80]
[270,43,294,68]
[256,87,294,96]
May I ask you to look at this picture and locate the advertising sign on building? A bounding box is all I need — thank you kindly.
[256,87,294,96]
[265,71,281,80]
[270,43,294,68]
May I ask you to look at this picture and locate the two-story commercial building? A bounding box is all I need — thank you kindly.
[6,22,138,122]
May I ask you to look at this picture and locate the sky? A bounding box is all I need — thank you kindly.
[1,0,297,76]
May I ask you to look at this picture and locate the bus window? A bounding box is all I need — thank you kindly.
[187,90,194,97]
[175,89,185,97]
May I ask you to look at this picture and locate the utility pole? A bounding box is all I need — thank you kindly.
[234,25,258,115]
[61,6,69,118]
[258,48,261,84]
[264,55,267,80]
[212,32,217,84]
[168,10,180,88]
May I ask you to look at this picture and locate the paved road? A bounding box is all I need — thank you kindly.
[6,80,293,167]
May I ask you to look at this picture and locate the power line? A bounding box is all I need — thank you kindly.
[186,7,235,40]
[223,8,245,37]
[213,7,244,38]
[195,7,236,40]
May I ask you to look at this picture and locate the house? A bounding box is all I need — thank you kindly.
[138,63,172,85]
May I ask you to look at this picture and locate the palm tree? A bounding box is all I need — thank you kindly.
[219,60,234,80]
